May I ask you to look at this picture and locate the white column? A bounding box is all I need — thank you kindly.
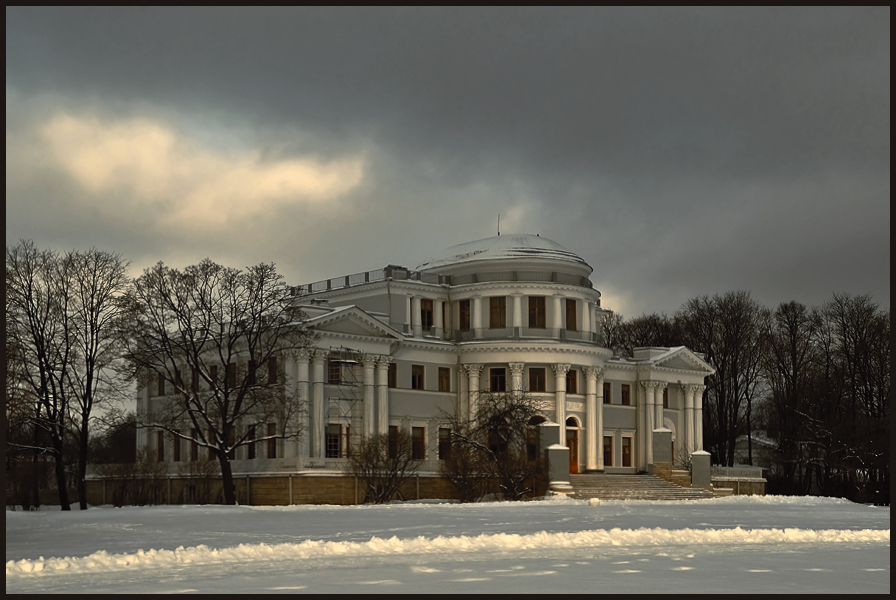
[641,380,655,467]
[434,299,444,339]
[637,383,646,471]
[295,349,311,459]
[375,357,392,436]
[694,384,705,451]
[683,383,695,455]
[411,296,422,338]
[582,300,591,340]
[361,354,376,438]
[311,351,326,458]
[512,294,523,331]
[552,363,570,440]
[655,381,667,430]
[464,364,483,421]
[552,294,564,333]
[471,296,482,339]
[509,362,525,393]
[584,366,601,472]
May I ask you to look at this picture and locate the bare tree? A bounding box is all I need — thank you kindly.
[444,390,548,501]
[348,428,420,503]
[120,259,315,505]
[7,241,76,509]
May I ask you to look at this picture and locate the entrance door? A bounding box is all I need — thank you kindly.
[566,429,579,474]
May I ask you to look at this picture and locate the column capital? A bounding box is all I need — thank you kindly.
[551,363,571,377]
[508,362,525,376]
[374,355,393,369]
[462,363,483,376]
[583,366,603,381]
[655,381,668,391]
[639,380,658,391]
[359,353,376,368]
[292,348,312,361]
[310,349,327,364]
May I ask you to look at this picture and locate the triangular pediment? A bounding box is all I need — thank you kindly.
[305,305,403,340]
[652,346,715,374]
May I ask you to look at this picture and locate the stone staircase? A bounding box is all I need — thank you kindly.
[568,473,716,501]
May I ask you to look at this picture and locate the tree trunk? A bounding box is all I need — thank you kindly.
[78,423,89,510]
[219,453,237,505]
[52,435,71,510]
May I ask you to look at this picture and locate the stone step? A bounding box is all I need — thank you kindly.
[568,474,715,501]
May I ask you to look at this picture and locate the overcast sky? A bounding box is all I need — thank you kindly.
[6,7,890,317]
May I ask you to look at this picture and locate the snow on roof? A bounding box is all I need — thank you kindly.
[416,234,591,271]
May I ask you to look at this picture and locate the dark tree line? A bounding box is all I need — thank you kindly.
[602,291,889,504]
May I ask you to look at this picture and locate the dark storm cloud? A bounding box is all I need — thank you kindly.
[6,7,889,316]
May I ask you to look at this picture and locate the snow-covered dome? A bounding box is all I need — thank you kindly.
[416,234,591,272]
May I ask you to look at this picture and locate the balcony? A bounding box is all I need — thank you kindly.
[451,327,598,343]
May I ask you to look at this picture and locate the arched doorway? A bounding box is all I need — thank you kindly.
[566,416,580,474]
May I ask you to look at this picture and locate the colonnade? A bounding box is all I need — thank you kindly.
[292,349,393,459]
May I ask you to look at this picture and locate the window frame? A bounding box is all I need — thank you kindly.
[490,367,507,392]
[621,383,631,406]
[603,381,611,404]
[458,299,471,331]
[438,367,451,392]
[529,367,546,392]
[489,296,506,329]
[421,298,434,331]
[528,296,546,329]
[411,364,425,390]
[566,369,578,395]
[566,298,577,331]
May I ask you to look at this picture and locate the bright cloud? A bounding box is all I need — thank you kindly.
[41,113,365,230]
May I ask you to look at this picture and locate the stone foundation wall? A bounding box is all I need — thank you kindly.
[711,477,766,495]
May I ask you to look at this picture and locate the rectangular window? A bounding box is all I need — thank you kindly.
[489,296,506,329]
[459,299,471,331]
[528,296,546,328]
[191,368,200,393]
[529,367,546,392]
[438,367,451,392]
[421,299,434,331]
[604,436,613,467]
[388,362,397,388]
[157,373,166,396]
[622,384,631,406]
[490,367,506,392]
[566,298,577,331]
[247,424,257,460]
[328,360,342,385]
[173,431,181,462]
[388,425,398,459]
[248,359,257,385]
[268,356,278,384]
[157,431,165,462]
[438,428,451,460]
[267,422,277,459]
[326,424,341,458]
[208,428,215,460]
[566,369,577,395]
[603,382,612,404]
[622,437,632,467]
[174,369,183,391]
[411,365,425,390]
[190,429,199,462]
[663,387,669,409]
[226,363,236,390]
[412,427,425,460]
[209,366,218,391]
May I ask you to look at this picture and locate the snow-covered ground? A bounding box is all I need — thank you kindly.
[6,495,889,594]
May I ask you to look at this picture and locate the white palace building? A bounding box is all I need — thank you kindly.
[134,234,715,504]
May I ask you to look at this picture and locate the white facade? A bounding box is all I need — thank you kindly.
[139,234,714,478]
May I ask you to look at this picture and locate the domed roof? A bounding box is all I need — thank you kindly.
[416,234,591,272]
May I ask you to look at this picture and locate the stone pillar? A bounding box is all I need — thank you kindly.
[694,384,705,451]
[552,294,563,333]
[310,351,326,458]
[683,383,695,455]
[471,296,482,339]
[509,362,525,393]
[375,357,392,436]
[655,381,667,431]
[411,296,422,338]
[584,366,601,472]
[582,300,591,340]
[691,450,711,489]
[295,349,311,459]
[512,294,523,337]
[552,363,570,440]
[433,299,444,339]
[463,363,483,421]
[641,381,656,466]
[361,354,376,438]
